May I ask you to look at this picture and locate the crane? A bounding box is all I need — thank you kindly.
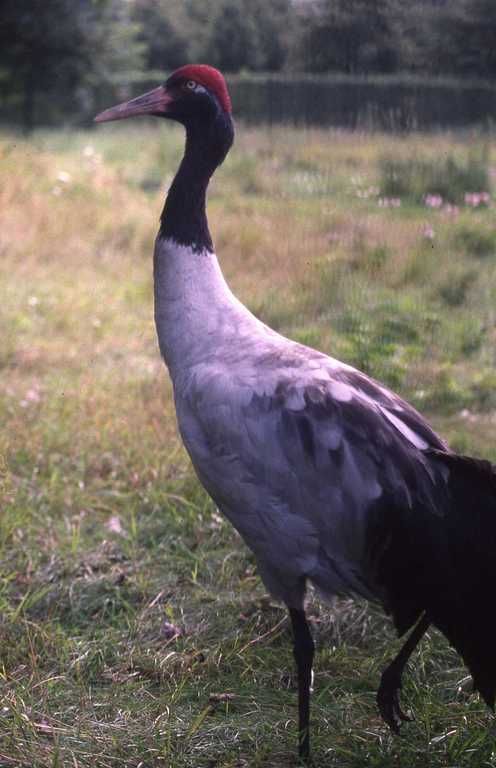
[95,65,496,761]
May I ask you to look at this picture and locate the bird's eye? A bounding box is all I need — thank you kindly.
[185,80,197,90]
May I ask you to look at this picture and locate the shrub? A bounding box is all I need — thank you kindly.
[453,225,496,258]
[437,268,477,306]
[379,150,490,204]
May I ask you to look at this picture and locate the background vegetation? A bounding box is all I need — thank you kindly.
[1,123,496,766]
[2,0,496,130]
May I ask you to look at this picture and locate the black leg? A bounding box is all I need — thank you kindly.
[377,613,430,733]
[289,608,315,762]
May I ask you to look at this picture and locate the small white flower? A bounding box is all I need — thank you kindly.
[106,515,124,534]
[378,197,401,208]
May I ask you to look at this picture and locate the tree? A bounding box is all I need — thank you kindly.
[0,0,145,131]
[250,0,293,71]
[464,0,496,77]
[387,0,496,78]
[438,0,496,77]
[202,0,258,72]
[131,0,188,74]
[296,0,398,74]
[1,0,86,131]
[189,0,292,73]
[385,0,447,73]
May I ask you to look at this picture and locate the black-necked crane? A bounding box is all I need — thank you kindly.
[95,65,496,761]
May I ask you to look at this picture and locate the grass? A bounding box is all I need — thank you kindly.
[1,123,496,766]
[379,147,490,203]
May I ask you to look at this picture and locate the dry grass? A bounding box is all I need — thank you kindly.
[1,124,496,766]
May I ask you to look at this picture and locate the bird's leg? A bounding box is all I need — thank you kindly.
[289,607,315,762]
[377,613,430,733]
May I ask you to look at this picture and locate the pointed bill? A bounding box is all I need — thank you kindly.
[94,85,172,123]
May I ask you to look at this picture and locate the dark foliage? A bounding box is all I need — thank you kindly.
[1,0,496,130]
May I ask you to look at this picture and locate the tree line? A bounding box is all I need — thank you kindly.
[1,0,495,130]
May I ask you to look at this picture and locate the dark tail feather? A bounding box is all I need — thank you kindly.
[377,450,496,708]
[423,451,496,708]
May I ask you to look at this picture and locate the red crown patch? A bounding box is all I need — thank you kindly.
[167,64,232,114]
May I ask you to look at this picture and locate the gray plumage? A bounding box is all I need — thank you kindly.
[154,239,449,608]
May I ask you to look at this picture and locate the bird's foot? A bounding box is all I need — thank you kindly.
[377,670,413,734]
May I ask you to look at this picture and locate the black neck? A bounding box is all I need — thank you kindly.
[159,112,234,252]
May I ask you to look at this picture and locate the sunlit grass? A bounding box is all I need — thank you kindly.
[1,124,496,766]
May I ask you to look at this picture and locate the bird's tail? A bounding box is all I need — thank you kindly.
[423,451,496,708]
[377,450,496,708]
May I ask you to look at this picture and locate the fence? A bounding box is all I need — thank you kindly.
[3,73,496,131]
[229,74,496,130]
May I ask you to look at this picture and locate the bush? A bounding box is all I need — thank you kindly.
[453,225,496,258]
[379,150,490,204]
[437,267,477,306]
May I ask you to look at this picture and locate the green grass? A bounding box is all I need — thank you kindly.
[379,147,490,203]
[1,124,496,766]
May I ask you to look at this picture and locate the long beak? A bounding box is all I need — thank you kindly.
[94,85,173,123]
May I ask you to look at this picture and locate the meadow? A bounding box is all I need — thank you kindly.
[1,123,496,767]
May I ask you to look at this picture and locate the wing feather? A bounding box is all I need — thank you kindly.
[176,349,450,604]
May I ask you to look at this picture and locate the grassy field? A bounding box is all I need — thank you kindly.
[1,123,496,767]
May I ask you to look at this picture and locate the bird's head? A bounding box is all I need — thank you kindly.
[94,64,232,128]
